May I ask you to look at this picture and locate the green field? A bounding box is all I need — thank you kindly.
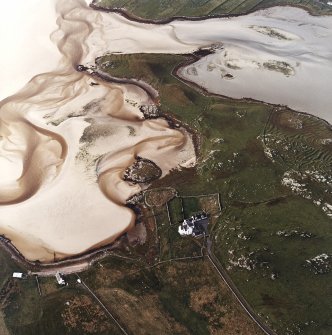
[95,49,332,335]
[0,192,260,335]
[0,221,262,335]
[94,0,332,18]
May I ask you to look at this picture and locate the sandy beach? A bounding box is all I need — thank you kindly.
[0,0,195,262]
[0,0,61,101]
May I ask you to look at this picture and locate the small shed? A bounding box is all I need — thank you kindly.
[55,272,66,285]
[12,272,23,279]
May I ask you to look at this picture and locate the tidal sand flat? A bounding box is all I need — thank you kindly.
[0,0,61,101]
[0,0,195,262]
[178,7,332,123]
[89,6,332,123]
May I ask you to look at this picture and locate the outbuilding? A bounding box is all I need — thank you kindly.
[55,272,66,285]
[12,272,23,279]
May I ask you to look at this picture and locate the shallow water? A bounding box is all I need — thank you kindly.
[178,7,332,123]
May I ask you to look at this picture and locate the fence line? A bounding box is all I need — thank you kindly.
[180,192,220,198]
[165,202,172,226]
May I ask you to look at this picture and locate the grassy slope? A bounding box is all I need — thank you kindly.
[3,274,123,335]
[2,247,261,335]
[1,188,262,334]
[79,251,262,335]
[95,0,332,18]
[0,250,24,335]
[96,50,332,335]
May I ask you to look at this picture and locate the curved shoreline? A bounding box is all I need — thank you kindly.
[172,51,332,129]
[93,68,159,101]
[91,69,202,154]
[0,232,128,274]
[0,66,198,271]
[3,51,328,273]
[0,0,198,264]
[93,48,332,130]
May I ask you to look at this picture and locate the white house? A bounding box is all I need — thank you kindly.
[178,212,209,237]
[55,272,66,285]
[12,272,23,279]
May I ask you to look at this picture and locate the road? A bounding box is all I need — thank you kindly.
[75,274,129,335]
[206,238,277,335]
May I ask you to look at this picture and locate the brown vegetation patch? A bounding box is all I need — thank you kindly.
[244,138,273,168]
[272,110,303,130]
[145,187,177,207]
[139,208,159,263]
[190,286,219,314]
[159,261,262,335]
[199,194,221,227]
[39,279,59,296]
[199,195,220,214]
[189,284,261,334]
[0,279,19,309]
[215,310,262,335]
[127,222,147,246]
[164,84,194,106]
[61,295,112,334]
[93,267,125,288]
[98,288,189,335]
[0,311,9,335]
[124,156,162,183]
[190,285,225,328]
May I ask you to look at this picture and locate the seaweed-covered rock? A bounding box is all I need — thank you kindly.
[123,157,162,183]
[126,191,145,206]
[76,64,89,72]
[139,104,160,119]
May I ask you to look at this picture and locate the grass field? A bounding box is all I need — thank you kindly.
[77,226,262,335]
[94,0,332,18]
[95,50,332,335]
[0,199,261,335]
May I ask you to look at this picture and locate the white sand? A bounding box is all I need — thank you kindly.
[177,7,332,123]
[0,0,195,262]
[0,0,61,101]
